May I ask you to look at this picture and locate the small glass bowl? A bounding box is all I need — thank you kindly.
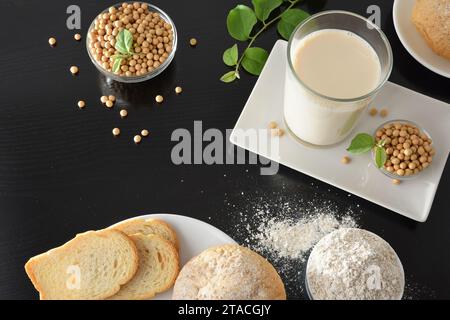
[305,256,405,300]
[86,2,178,83]
[304,268,314,300]
[372,119,434,181]
[305,229,405,300]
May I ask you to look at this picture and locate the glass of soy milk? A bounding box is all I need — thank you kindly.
[284,11,393,146]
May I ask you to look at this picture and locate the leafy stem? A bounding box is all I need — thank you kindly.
[234,0,300,74]
[111,29,134,74]
[221,0,309,82]
[347,133,388,168]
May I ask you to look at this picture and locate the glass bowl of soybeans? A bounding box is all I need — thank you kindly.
[87,2,178,83]
[373,120,435,181]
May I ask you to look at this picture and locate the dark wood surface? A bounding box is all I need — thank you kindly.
[0,0,449,300]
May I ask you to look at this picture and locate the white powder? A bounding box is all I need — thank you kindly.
[224,189,362,296]
[252,213,357,261]
[403,277,436,300]
[306,228,405,300]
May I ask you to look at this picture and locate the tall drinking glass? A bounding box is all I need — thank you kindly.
[284,11,393,146]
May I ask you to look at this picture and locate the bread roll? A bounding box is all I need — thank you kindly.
[412,0,450,59]
[173,245,286,300]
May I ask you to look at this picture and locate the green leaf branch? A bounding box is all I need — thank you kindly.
[347,133,388,168]
[111,29,134,74]
[221,0,309,82]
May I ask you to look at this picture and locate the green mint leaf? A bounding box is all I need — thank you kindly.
[227,5,257,41]
[116,29,134,55]
[347,133,375,154]
[375,146,387,168]
[223,44,239,67]
[111,53,127,60]
[112,57,123,74]
[241,47,269,76]
[220,71,238,83]
[277,9,310,40]
[252,0,283,22]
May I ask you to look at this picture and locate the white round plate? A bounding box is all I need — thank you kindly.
[393,0,450,78]
[111,214,236,300]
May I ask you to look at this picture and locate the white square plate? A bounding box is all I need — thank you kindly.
[230,40,450,222]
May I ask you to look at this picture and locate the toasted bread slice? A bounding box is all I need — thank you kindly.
[25,229,138,300]
[110,234,180,300]
[112,218,179,250]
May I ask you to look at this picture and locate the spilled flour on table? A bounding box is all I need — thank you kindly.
[251,212,357,262]
[224,189,361,297]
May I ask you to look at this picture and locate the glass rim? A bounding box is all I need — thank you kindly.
[287,10,393,103]
[86,1,178,83]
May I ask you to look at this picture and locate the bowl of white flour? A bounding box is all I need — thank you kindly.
[306,228,404,300]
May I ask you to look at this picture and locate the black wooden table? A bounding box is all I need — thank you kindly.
[0,0,449,300]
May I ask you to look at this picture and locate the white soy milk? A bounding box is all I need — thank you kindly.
[284,29,382,146]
